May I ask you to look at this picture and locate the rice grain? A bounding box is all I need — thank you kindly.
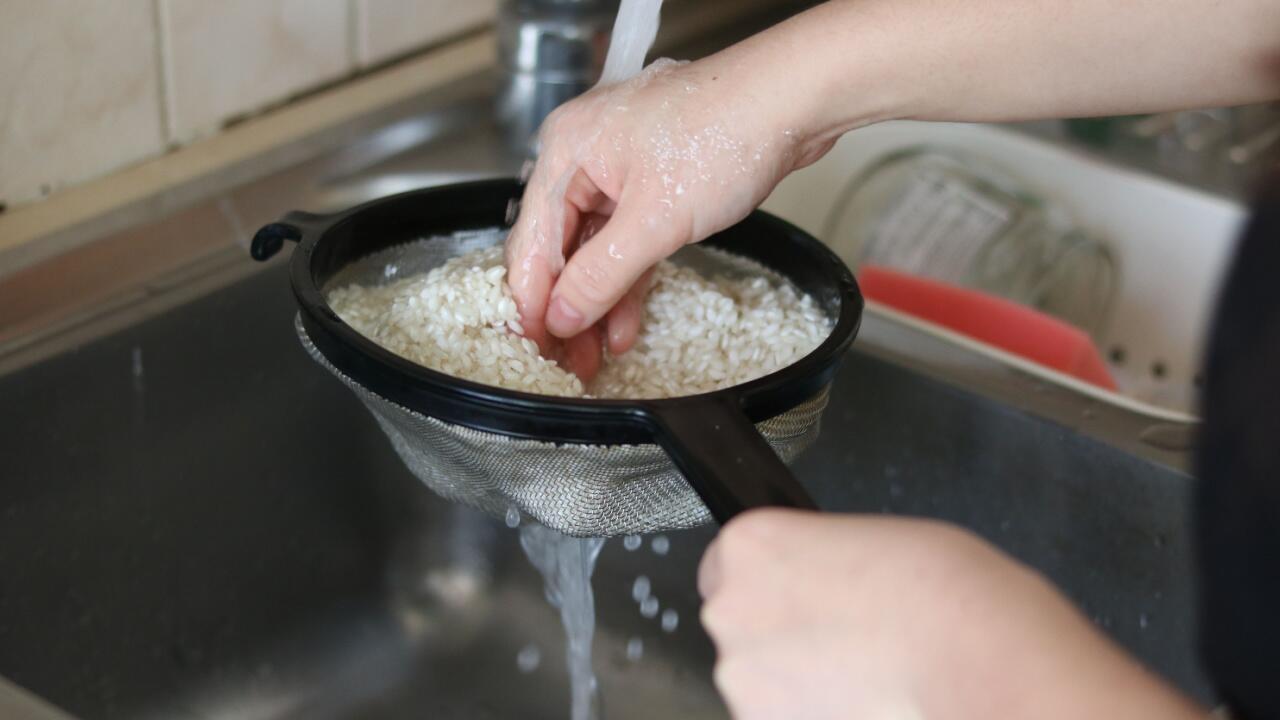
[328,244,830,399]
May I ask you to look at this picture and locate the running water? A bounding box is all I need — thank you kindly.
[516,5,666,718]
[519,523,608,720]
[598,0,666,87]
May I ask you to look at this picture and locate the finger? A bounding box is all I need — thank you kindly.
[554,208,613,376]
[546,202,683,338]
[564,176,617,224]
[561,324,603,383]
[569,209,613,258]
[508,252,556,354]
[713,654,794,720]
[604,267,654,355]
[506,160,570,354]
[507,167,607,354]
[698,535,724,600]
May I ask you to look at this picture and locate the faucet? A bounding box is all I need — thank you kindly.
[496,0,619,154]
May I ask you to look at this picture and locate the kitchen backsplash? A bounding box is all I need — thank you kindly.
[0,0,496,211]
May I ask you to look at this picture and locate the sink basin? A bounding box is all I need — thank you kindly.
[0,253,1208,718]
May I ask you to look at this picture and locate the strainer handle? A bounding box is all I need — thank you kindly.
[644,397,818,523]
[250,211,331,261]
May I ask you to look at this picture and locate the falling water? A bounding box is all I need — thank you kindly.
[660,608,679,633]
[650,535,670,556]
[631,575,651,602]
[513,5,666,718]
[625,637,645,662]
[520,523,608,720]
[598,0,666,87]
[517,643,543,673]
[639,595,660,619]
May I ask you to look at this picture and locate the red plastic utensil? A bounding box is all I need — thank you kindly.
[858,265,1117,390]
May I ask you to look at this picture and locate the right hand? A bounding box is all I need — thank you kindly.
[698,509,1206,720]
[505,56,837,380]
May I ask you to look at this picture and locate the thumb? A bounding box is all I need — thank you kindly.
[545,205,683,338]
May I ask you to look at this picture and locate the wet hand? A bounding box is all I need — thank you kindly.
[505,57,834,381]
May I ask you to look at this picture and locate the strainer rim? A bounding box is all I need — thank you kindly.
[278,178,862,444]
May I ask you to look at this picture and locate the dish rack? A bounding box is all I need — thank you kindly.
[821,146,1117,340]
[763,121,1246,416]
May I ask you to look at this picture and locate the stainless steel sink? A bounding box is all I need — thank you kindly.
[0,8,1212,717]
[0,250,1208,719]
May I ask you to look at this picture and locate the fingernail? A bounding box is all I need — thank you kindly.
[608,324,633,355]
[546,295,585,337]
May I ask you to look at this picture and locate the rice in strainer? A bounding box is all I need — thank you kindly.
[327,245,830,398]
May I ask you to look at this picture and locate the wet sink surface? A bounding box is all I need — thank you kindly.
[0,261,1207,718]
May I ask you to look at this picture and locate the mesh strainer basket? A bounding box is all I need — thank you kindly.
[251,179,862,537]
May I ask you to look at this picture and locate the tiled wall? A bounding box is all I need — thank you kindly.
[0,0,496,210]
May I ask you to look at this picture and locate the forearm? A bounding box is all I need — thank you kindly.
[703,0,1280,143]
[982,572,1206,720]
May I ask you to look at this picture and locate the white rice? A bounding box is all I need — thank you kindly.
[327,244,831,399]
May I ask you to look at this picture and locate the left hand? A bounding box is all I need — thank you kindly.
[697,508,1204,720]
[504,55,838,382]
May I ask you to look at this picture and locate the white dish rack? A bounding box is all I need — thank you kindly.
[763,121,1246,417]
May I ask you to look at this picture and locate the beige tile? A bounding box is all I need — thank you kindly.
[355,0,496,67]
[160,0,350,143]
[0,33,495,277]
[0,1,164,208]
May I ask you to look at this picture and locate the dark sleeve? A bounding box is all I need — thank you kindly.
[1196,177,1280,720]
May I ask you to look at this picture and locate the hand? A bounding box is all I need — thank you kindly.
[697,509,1204,720]
[505,56,836,381]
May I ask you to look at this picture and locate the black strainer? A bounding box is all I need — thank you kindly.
[251,179,862,536]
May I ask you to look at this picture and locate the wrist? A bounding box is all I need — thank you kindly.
[701,1,914,162]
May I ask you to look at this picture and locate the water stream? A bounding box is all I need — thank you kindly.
[518,3,666,717]
[519,522,608,720]
[599,0,665,87]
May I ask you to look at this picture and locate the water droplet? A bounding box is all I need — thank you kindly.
[1139,613,1149,630]
[131,346,144,380]
[650,535,670,556]
[626,637,644,661]
[632,575,651,603]
[640,596,660,619]
[623,535,643,551]
[517,643,542,673]
[661,608,679,632]
[505,506,521,528]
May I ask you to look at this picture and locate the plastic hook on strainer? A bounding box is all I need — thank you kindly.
[251,179,863,537]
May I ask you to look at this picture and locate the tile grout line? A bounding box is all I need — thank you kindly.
[151,0,179,145]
